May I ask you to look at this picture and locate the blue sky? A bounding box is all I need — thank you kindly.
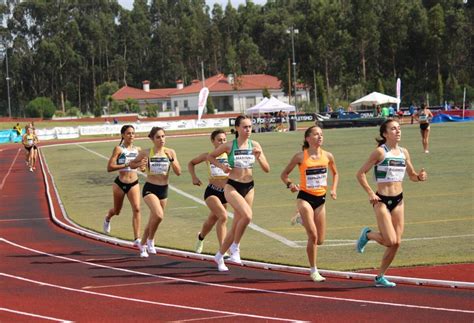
[118,0,267,10]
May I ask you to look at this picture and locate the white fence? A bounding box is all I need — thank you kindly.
[34,118,230,141]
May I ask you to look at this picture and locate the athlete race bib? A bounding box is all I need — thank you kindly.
[149,157,170,175]
[383,160,406,182]
[233,149,255,169]
[210,158,228,177]
[305,167,327,189]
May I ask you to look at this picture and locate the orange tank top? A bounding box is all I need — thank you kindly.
[299,149,329,196]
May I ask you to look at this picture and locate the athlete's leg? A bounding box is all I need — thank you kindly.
[297,199,317,268]
[378,203,404,276]
[106,183,125,221]
[204,196,228,246]
[126,184,141,240]
[142,195,166,244]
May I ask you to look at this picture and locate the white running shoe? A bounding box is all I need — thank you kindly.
[133,238,141,248]
[103,217,111,234]
[310,271,326,282]
[29,167,33,172]
[214,254,228,272]
[195,238,204,254]
[228,250,242,265]
[139,244,149,258]
[146,239,157,254]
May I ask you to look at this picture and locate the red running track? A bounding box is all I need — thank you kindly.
[1,144,473,322]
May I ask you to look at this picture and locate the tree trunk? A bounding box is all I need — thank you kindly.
[61,91,65,112]
[361,47,367,83]
[325,57,330,101]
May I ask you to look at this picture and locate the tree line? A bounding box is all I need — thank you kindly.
[0,0,472,117]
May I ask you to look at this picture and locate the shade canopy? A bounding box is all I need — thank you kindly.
[350,91,400,108]
[246,96,296,114]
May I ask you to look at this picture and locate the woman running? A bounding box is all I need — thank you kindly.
[188,129,229,254]
[209,115,270,271]
[280,125,339,282]
[22,125,39,172]
[104,125,145,247]
[356,119,427,287]
[414,103,433,153]
[130,127,181,258]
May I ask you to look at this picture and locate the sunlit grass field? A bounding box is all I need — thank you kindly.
[41,122,474,271]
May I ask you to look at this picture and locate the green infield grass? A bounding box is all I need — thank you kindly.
[41,121,474,271]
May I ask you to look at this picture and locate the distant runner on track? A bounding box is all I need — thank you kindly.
[356,119,427,287]
[22,125,39,172]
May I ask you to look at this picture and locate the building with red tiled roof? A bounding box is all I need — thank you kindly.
[111,74,308,116]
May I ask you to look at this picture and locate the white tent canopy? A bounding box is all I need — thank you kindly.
[246,96,296,114]
[350,91,400,108]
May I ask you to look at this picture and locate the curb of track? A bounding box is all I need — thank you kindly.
[38,146,473,290]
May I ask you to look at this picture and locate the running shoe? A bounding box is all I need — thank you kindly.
[375,275,396,287]
[146,239,157,254]
[139,244,149,258]
[228,250,242,265]
[290,213,303,226]
[29,167,33,172]
[133,238,141,248]
[310,271,326,282]
[195,238,204,254]
[103,217,111,234]
[214,253,229,272]
[228,243,242,264]
[356,227,371,253]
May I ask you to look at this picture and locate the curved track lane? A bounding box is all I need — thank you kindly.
[1,144,473,322]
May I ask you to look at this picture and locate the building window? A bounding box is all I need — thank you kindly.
[220,96,232,111]
[246,96,256,109]
[184,100,188,110]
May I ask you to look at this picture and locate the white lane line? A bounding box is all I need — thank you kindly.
[0,218,48,222]
[83,280,167,290]
[2,238,473,314]
[0,148,21,191]
[169,206,198,210]
[319,234,474,248]
[0,307,71,322]
[75,143,299,248]
[1,273,295,322]
[170,314,239,322]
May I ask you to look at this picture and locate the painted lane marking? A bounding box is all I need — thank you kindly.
[0,218,48,222]
[2,238,474,314]
[83,280,168,290]
[0,148,21,191]
[1,273,295,322]
[0,307,71,322]
[170,314,240,322]
[74,143,299,248]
